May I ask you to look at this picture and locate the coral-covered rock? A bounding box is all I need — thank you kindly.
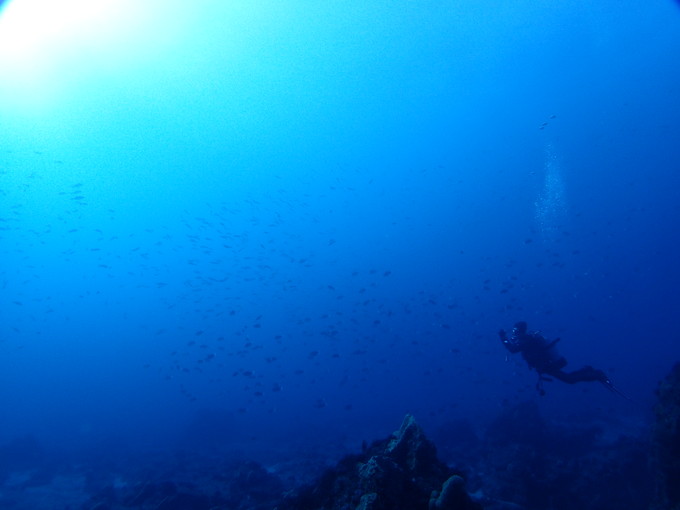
[277,414,480,510]
[385,414,438,477]
[429,475,479,510]
[651,362,680,510]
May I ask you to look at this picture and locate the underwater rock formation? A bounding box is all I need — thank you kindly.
[429,475,476,510]
[277,414,481,510]
[651,362,680,510]
[478,401,651,510]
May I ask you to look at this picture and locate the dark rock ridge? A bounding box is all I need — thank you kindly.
[651,362,680,510]
[276,414,481,510]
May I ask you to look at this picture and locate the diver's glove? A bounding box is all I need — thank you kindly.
[498,329,508,341]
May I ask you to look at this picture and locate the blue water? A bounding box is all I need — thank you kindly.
[1,0,679,464]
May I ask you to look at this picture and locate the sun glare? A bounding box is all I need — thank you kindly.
[0,0,154,110]
[0,0,128,62]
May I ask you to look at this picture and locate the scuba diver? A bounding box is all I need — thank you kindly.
[499,321,628,398]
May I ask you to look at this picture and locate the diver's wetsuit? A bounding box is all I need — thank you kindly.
[499,321,622,395]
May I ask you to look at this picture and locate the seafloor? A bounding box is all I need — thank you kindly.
[1,363,678,510]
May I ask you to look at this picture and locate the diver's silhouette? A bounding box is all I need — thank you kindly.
[499,321,628,398]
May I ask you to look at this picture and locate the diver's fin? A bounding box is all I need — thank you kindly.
[600,378,632,401]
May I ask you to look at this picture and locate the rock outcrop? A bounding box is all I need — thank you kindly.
[478,401,651,510]
[277,414,481,510]
[651,362,680,510]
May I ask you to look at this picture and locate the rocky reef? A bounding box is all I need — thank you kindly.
[651,362,680,510]
[6,366,680,510]
[472,401,651,510]
[277,414,481,510]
